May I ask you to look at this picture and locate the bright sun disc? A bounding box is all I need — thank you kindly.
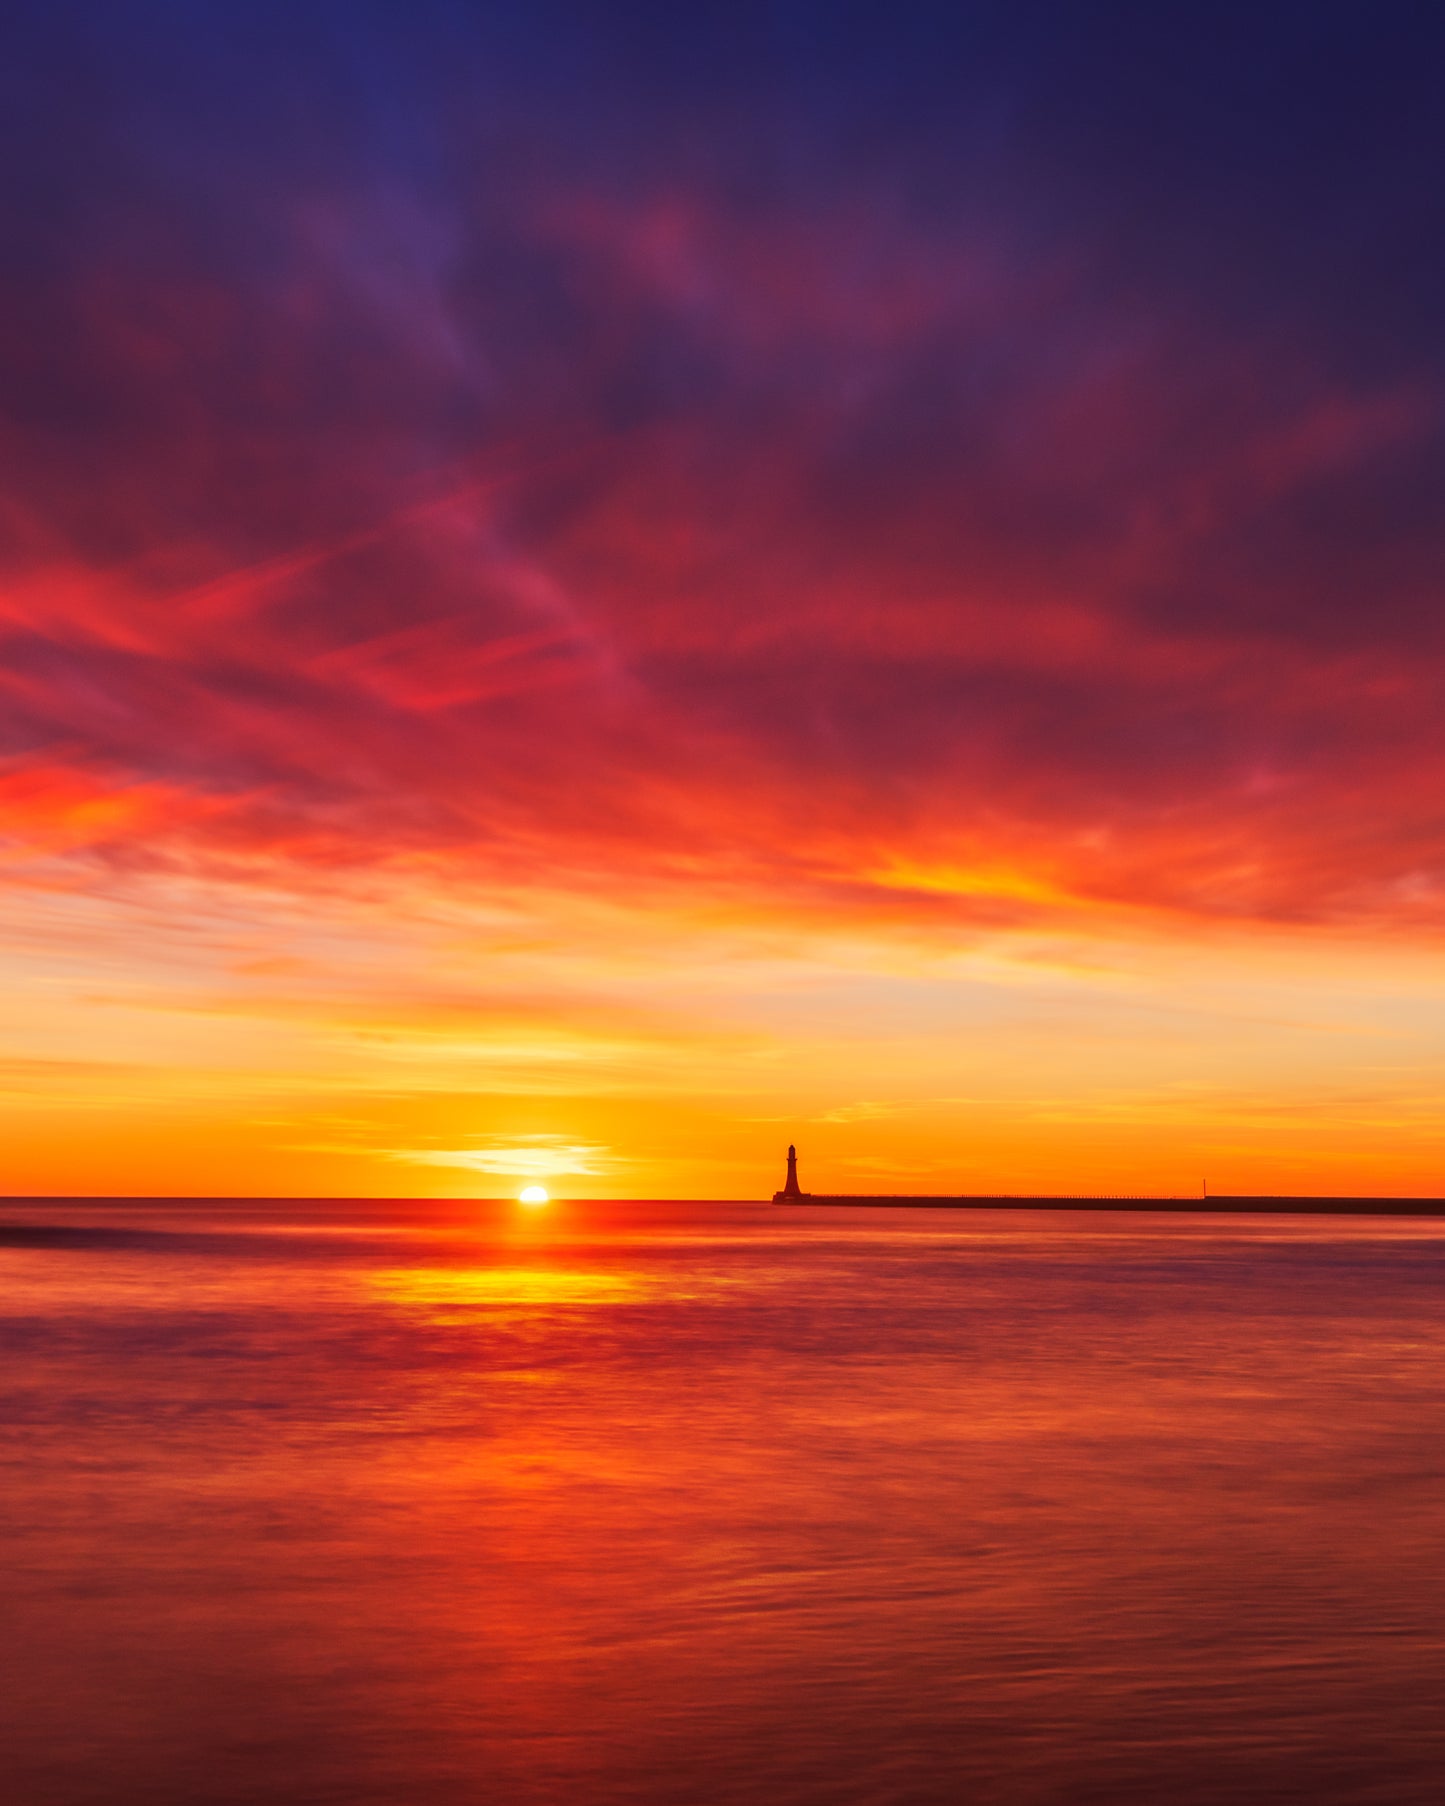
[518,1185,550,1206]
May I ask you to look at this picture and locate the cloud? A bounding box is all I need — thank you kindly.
[1,2,1443,955]
[385,1141,614,1179]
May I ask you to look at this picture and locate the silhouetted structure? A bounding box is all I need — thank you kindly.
[773,1144,808,1203]
[769,1146,1445,1215]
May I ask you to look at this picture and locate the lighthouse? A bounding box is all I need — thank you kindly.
[774,1144,809,1202]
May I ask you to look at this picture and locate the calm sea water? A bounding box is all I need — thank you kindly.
[4,1198,1445,1804]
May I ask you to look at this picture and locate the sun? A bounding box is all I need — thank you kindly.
[518,1185,550,1206]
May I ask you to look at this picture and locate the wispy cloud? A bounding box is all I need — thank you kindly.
[385,1141,615,1179]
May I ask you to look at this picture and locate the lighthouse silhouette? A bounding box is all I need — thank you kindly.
[774,1144,808,1202]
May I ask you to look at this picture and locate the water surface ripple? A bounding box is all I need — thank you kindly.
[3,1199,1444,1803]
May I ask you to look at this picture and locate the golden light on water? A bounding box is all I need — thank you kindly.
[518,1185,550,1206]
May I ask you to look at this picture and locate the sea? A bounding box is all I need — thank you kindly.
[4,1197,1445,1804]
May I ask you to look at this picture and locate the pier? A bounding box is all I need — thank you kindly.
[771,1150,1445,1216]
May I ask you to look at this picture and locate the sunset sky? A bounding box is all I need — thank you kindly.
[5,3,1445,1197]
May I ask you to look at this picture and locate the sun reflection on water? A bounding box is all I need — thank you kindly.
[369,1264,646,1317]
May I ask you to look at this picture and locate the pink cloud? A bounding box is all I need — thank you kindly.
[1,165,1442,948]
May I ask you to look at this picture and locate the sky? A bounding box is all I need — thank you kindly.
[3,1,1445,1198]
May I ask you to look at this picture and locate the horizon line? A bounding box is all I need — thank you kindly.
[8,1191,1445,1206]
